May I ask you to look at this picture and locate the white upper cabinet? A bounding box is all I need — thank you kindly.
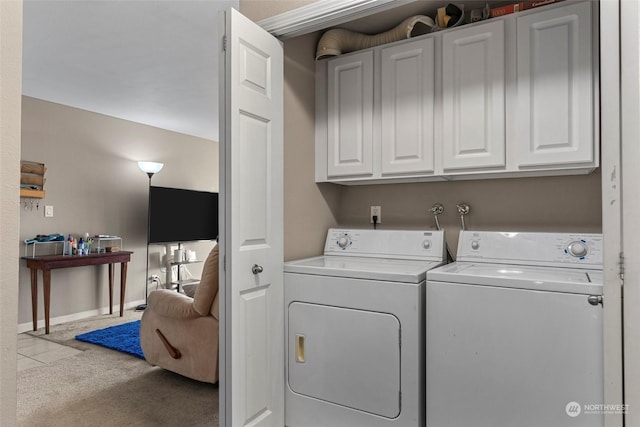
[315,0,597,184]
[380,38,435,176]
[515,1,593,168]
[442,20,506,172]
[327,51,374,178]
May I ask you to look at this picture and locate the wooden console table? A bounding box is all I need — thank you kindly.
[22,251,133,334]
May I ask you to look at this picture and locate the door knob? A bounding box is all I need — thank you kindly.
[252,264,264,275]
[587,295,603,306]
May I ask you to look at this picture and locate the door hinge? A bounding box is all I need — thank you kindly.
[399,391,402,410]
[223,254,226,271]
[398,329,402,349]
[222,35,227,51]
[619,252,625,281]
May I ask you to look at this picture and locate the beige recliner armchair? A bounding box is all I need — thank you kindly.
[140,245,219,384]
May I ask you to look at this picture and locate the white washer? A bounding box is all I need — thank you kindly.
[426,231,604,427]
[284,228,446,426]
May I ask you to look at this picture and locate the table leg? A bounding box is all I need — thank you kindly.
[108,263,114,315]
[30,268,38,331]
[43,269,51,334]
[120,262,128,317]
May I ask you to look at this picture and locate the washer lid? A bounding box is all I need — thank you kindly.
[284,255,442,283]
[427,262,603,295]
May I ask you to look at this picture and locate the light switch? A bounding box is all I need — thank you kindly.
[45,205,53,217]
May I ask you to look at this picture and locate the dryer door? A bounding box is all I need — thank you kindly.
[288,302,401,418]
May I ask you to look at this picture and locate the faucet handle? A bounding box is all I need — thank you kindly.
[456,203,471,230]
[429,203,444,215]
[429,203,444,231]
[456,203,470,216]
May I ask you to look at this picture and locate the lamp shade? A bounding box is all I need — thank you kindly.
[138,161,164,174]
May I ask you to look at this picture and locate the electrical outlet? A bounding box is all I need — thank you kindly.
[44,205,53,217]
[370,205,381,223]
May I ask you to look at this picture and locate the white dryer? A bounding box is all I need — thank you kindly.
[284,228,446,426]
[426,231,604,427]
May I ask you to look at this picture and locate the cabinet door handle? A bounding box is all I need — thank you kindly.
[295,334,305,363]
[252,264,264,275]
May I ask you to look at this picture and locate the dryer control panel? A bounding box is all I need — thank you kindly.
[457,231,603,269]
[324,229,446,262]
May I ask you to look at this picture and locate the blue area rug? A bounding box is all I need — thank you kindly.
[75,320,144,359]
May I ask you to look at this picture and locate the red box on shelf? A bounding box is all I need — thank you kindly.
[491,2,526,17]
[490,0,564,18]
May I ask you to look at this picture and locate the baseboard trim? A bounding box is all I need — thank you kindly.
[17,299,145,334]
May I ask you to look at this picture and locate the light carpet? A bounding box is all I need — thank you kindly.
[19,310,218,427]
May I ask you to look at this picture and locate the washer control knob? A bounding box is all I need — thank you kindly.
[568,241,588,257]
[471,240,480,250]
[337,236,350,248]
[423,240,431,250]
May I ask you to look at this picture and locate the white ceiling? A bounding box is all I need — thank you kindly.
[23,0,238,142]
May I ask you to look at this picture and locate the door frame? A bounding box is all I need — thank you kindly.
[600,1,624,426]
[620,0,640,425]
[217,9,230,424]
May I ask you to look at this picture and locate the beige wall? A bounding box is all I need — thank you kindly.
[19,97,217,327]
[1,1,22,424]
[283,32,341,260]
[338,172,602,255]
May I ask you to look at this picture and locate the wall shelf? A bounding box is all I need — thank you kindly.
[20,189,45,199]
[20,161,46,198]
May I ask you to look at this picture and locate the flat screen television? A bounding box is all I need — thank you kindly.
[148,186,218,244]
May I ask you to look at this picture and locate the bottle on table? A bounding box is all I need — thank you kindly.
[64,234,72,256]
[84,232,92,254]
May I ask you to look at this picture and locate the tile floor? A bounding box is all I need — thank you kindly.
[17,333,81,372]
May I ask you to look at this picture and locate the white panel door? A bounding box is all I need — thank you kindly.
[327,51,374,178]
[381,38,435,175]
[516,2,593,167]
[442,20,506,171]
[222,8,283,427]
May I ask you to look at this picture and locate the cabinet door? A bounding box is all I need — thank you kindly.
[516,2,593,167]
[380,38,435,175]
[327,51,374,177]
[442,20,506,171]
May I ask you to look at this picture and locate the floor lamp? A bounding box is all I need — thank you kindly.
[135,161,164,311]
